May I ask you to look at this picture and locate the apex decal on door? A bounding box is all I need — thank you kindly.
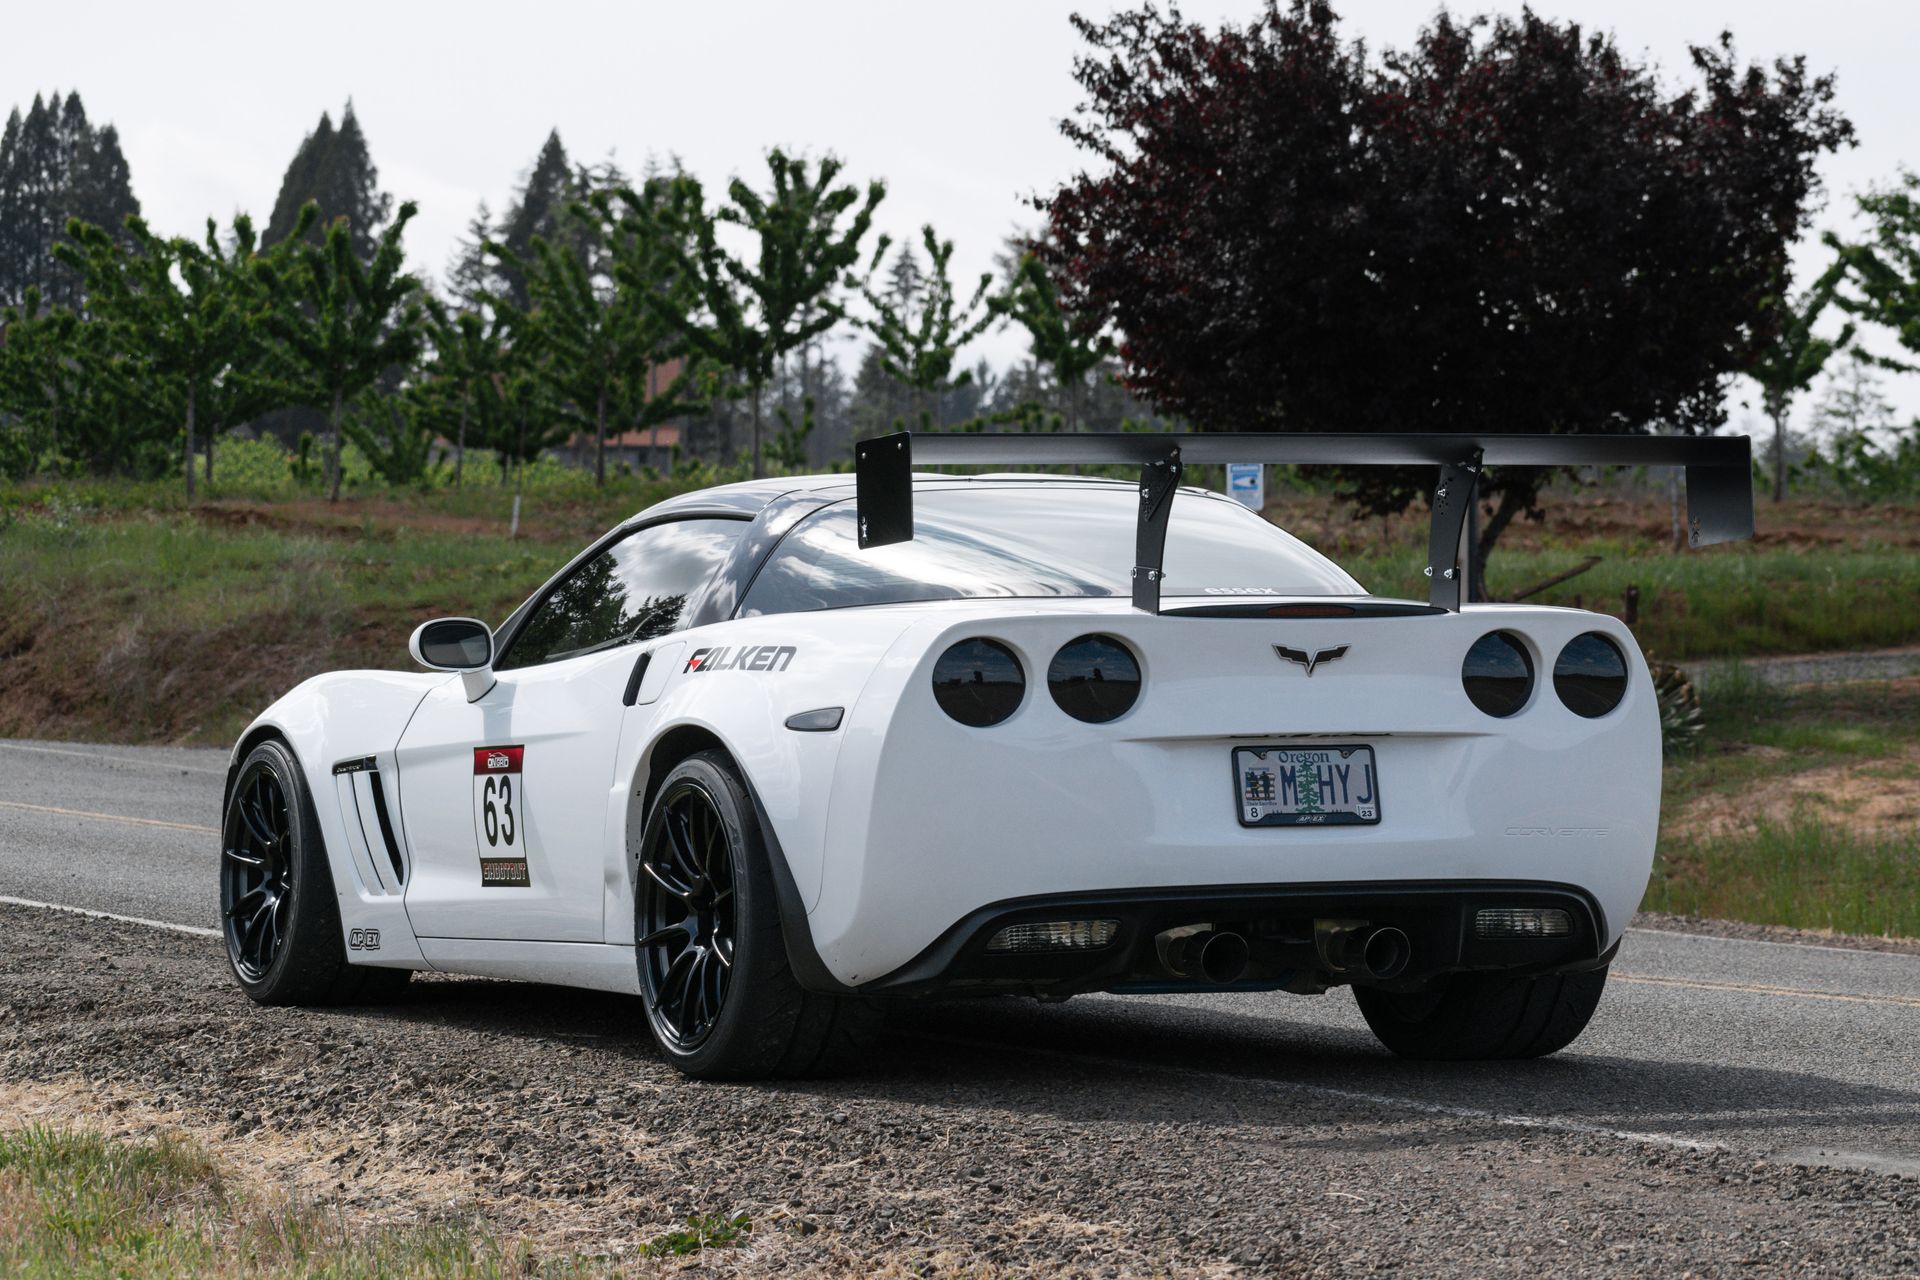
[684,644,796,674]
[472,745,530,887]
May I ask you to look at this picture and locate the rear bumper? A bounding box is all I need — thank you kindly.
[858,880,1609,997]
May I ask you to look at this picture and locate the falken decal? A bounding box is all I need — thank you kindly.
[683,644,796,674]
[472,745,530,887]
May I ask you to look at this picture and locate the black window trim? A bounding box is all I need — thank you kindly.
[491,510,753,671]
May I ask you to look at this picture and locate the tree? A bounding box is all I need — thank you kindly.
[1825,171,1920,370]
[258,201,425,500]
[657,151,884,475]
[1000,250,1113,435]
[0,91,140,308]
[1810,354,1895,438]
[420,297,509,484]
[444,199,495,313]
[1747,268,1850,501]
[1045,3,1853,569]
[264,103,393,260]
[56,213,282,497]
[859,226,996,428]
[492,130,576,310]
[0,285,157,476]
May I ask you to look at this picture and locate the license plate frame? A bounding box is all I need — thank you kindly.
[1233,744,1381,827]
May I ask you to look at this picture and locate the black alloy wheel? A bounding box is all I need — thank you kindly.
[633,750,879,1079]
[219,737,411,1006]
[223,757,295,982]
[638,777,738,1050]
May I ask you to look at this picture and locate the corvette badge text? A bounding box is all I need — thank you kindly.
[684,644,797,674]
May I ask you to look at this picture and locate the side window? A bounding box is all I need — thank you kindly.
[495,518,744,671]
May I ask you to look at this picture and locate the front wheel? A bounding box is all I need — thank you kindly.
[220,739,410,1006]
[635,751,876,1079]
[1353,965,1609,1060]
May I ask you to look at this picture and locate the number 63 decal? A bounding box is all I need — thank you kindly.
[472,746,531,887]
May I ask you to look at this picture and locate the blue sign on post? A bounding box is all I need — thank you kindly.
[1226,462,1264,511]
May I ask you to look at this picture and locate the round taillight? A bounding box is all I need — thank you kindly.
[1554,633,1629,718]
[1047,635,1142,723]
[1462,631,1534,718]
[931,638,1025,727]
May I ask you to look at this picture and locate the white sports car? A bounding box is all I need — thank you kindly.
[220,430,1753,1078]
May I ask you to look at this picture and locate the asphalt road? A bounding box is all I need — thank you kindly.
[3,734,1917,1185]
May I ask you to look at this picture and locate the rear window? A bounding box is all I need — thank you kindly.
[738,485,1361,617]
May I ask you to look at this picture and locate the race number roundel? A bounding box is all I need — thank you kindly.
[472,746,529,887]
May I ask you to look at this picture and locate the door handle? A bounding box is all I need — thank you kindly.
[621,650,652,707]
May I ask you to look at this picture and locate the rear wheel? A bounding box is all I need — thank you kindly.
[1353,965,1608,1060]
[636,750,876,1079]
[220,739,410,1006]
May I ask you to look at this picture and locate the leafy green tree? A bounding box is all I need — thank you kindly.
[264,103,393,260]
[657,151,884,475]
[56,213,283,497]
[1000,250,1113,435]
[342,383,444,488]
[421,297,509,485]
[1826,171,1920,368]
[0,285,158,476]
[258,201,425,501]
[1747,267,1850,501]
[560,181,712,480]
[860,227,996,429]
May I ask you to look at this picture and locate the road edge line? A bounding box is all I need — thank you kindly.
[0,895,220,939]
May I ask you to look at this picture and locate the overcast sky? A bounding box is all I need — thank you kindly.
[7,0,1916,432]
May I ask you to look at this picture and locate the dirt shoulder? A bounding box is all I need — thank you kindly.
[3,904,1917,1277]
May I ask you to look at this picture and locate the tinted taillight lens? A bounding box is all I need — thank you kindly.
[1462,631,1534,718]
[1554,632,1629,718]
[931,638,1024,727]
[1047,634,1142,723]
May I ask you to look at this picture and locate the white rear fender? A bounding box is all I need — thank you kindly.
[813,605,1659,987]
[605,611,923,945]
[229,670,445,967]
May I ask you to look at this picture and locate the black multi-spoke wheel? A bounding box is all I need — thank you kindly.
[635,750,880,1079]
[222,758,294,981]
[219,738,410,1006]
[637,779,737,1049]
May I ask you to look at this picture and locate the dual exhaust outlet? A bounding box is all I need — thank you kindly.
[1158,919,1412,986]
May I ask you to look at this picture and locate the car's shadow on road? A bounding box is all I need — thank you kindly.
[341,973,1920,1153]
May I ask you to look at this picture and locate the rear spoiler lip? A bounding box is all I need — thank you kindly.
[854,430,1753,614]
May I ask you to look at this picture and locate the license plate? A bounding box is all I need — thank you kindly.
[1234,745,1380,827]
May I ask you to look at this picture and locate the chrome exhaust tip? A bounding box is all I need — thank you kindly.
[1160,928,1252,985]
[1314,919,1414,981]
[1361,926,1411,980]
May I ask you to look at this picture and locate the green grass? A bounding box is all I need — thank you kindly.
[0,1125,587,1278]
[1345,545,1920,659]
[1648,673,1920,938]
[1647,820,1920,938]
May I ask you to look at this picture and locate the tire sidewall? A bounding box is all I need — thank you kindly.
[222,739,344,1004]
[636,751,784,1077]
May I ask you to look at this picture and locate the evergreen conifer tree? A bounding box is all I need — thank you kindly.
[264,103,392,260]
[493,130,575,309]
[0,91,141,308]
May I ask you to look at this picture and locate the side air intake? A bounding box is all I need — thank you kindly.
[331,756,408,894]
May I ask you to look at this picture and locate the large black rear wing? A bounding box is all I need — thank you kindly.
[853,430,1753,613]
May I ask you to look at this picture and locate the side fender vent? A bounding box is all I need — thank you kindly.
[366,771,406,886]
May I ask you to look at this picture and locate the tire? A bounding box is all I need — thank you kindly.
[220,739,412,1006]
[1353,965,1609,1060]
[635,750,878,1080]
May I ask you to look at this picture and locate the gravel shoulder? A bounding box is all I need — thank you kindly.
[3,904,1917,1277]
